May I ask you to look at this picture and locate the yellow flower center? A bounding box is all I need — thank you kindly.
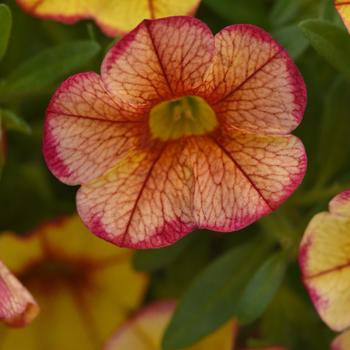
[149,96,218,141]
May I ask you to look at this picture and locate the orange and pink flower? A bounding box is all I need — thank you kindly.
[299,189,350,350]
[43,17,307,249]
[16,0,200,37]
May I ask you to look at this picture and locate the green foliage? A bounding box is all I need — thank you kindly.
[0,40,100,100]
[300,19,350,80]
[133,234,195,272]
[0,109,31,134]
[162,236,272,349]
[0,4,11,61]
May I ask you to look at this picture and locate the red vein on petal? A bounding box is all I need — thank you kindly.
[48,111,143,124]
[210,136,273,211]
[214,48,284,105]
[144,22,175,97]
[121,145,167,245]
[147,0,156,19]
[306,261,350,280]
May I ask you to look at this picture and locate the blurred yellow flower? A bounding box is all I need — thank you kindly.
[16,0,201,36]
[0,215,147,350]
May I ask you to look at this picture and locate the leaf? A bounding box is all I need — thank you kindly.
[0,4,11,61]
[1,40,100,99]
[133,234,194,272]
[0,109,31,134]
[234,252,288,325]
[162,236,271,350]
[203,0,268,27]
[270,0,299,28]
[299,19,350,79]
[272,25,309,59]
[316,78,350,186]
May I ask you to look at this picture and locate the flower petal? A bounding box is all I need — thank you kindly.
[77,131,305,248]
[0,261,39,327]
[104,300,235,350]
[77,143,195,249]
[206,24,306,134]
[332,329,350,350]
[193,132,306,230]
[335,0,350,33]
[43,72,146,185]
[16,0,201,36]
[101,17,214,106]
[329,189,350,216]
[299,190,350,331]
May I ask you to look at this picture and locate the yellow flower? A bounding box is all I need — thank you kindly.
[0,216,147,350]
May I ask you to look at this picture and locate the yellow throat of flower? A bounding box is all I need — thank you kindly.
[149,96,218,141]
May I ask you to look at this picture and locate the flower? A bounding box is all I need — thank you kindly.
[335,0,350,32]
[0,260,39,327]
[43,17,307,249]
[0,216,147,350]
[15,0,200,37]
[299,190,350,350]
[103,300,286,350]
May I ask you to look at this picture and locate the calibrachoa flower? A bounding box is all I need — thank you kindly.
[299,190,350,350]
[0,261,39,327]
[335,0,350,32]
[43,17,307,249]
[16,0,200,37]
[104,300,286,350]
[0,216,147,350]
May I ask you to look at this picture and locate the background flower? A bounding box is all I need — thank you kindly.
[300,190,350,349]
[15,0,201,36]
[0,260,39,327]
[334,0,350,32]
[0,216,147,350]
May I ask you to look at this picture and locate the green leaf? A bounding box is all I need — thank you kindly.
[1,40,100,99]
[299,19,350,79]
[0,109,31,134]
[234,252,288,325]
[273,25,309,59]
[319,0,343,24]
[270,0,299,28]
[133,234,194,272]
[203,0,268,27]
[0,4,11,61]
[317,78,350,185]
[162,236,271,350]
